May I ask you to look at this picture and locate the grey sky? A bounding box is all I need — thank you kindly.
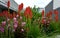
[14,0,52,8]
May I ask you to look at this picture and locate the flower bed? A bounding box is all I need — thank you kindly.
[0,2,60,38]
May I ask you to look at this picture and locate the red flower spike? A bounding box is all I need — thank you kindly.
[24,6,33,19]
[46,13,49,17]
[49,11,52,16]
[46,11,52,18]
[18,3,23,11]
[7,0,10,8]
[54,10,58,15]
[48,11,52,18]
[42,10,44,17]
[55,15,58,22]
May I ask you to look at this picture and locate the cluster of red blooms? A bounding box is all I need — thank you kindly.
[0,0,59,22]
[0,1,24,19]
[54,10,59,22]
[41,10,51,24]
[0,11,16,19]
[41,9,59,23]
[0,1,33,19]
[46,11,52,18]
[24,6,33,19]
[0,10,8,17]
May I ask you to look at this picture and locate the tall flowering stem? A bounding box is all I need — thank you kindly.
[7,0,10,14]
[24,6,33,37]
[54,10,58,15]
[24,6,33,19]
[7,0,11,37]
[7,0,10,8]
[42,10,44,17]
[46,11,52,18]
[55,15,58,22]
[24,6,32,28]
[18,3,23,16]
[54,10,59,22]
[49,11,52,17]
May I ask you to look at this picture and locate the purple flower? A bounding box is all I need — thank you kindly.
[14,24,18,29]
[21,29,24,32]
[13,20,18,29]
[14,21,18,24]
[13,17,17,21]
[47,21,50,24]
[7,24,10,29]
[44,19,46,22]
[16,14,19,18]
[20,16,22,20]
[0,27,4,32]
[7,18,10,22]
[21,22,26,26]
[2,21,6,27]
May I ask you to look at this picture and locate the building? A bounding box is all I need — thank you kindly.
[47,0,60,20]
[37,0,53,16]
[44,0,60,20]
[0,0,18,13]
[53,0,60,19]
[45,0,54,19]
[45,0,53,14]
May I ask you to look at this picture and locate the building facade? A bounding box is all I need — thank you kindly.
[53,0,60,20]
[45,0,53,14]
[45,0,60,20]
[0,0,18,13]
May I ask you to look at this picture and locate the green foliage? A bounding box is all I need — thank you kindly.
[23,6,42,38]
[27,25,40,38]
[31,6,42,20]
[50,21,60,33]
[0,17,5,23]
[0,6,60,38]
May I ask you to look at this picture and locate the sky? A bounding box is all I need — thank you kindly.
[14,0,52,8]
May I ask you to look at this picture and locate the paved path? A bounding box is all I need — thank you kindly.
[37,35,60,38]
